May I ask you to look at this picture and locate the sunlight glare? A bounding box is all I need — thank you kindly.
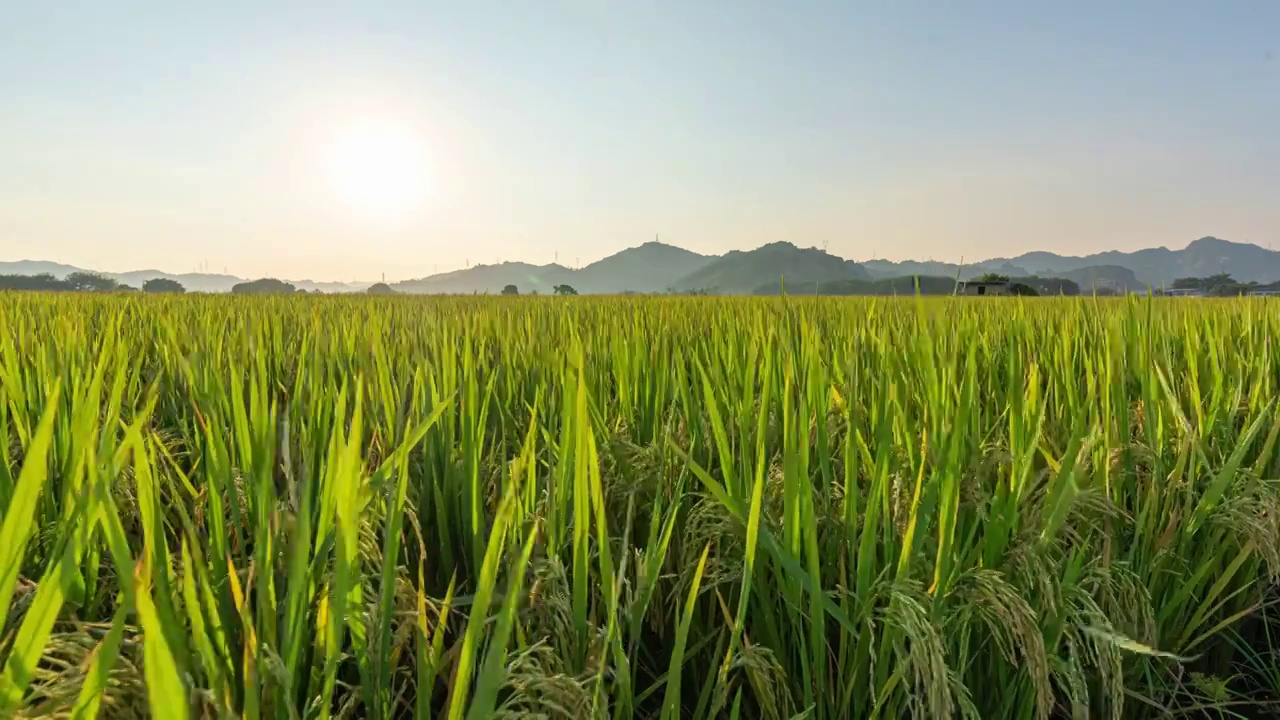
[325,118,431,220]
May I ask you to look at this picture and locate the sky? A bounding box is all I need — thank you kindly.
[2,2,1279,282]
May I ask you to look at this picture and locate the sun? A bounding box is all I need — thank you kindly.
[325,118,431,220]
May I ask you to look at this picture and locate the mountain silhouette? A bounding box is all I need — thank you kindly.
[391,241,714,294]
[574,241,715,293]
[6,235,1278,295]
[672,242,870,294]
[982,237,1280,287]
[392,262,575,294]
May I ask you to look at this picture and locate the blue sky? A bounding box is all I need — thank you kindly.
[2,2,1278,281]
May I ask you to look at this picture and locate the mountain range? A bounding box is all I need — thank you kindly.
[975,236,1280,287]
[4,236,1277,295]
[389,236,1280,294]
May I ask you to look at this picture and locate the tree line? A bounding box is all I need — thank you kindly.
[753,273,1082,297]
[0,273,322,294]
[500,284,578,295]
[1169,273,1280,296]
[0,272,187,293]
[37,271,1276,298]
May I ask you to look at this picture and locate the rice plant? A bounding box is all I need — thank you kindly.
[1,292,1278,718]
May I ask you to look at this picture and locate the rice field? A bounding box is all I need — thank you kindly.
[1,293,1278,719]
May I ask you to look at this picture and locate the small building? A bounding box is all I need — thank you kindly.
[961,280,1011,296]
[1162,288,1205,297]
[1248,289,1280,297]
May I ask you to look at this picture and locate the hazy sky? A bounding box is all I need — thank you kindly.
[3,2,1278,281]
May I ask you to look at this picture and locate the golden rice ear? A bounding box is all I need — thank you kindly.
[709,643,795,720]
[878,580,957,720]
[485,641,595,718]
[947,568,1053,720]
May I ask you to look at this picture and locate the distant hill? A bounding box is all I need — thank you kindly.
[989,237,1280,286]
[392,262,576,294]
[1055,265,1142,292]
[0,260,86,278]
[392,241,712,294]
[862,260,967,279]
[574,242,714,293]
[862,259,1055,281]
[673,242,869,294]
[865,258,1088,281]
[861,238,1275,289]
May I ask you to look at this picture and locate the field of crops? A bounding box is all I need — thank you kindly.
[1,294,1278,719]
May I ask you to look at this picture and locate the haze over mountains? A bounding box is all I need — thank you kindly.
[3,236,1278,295]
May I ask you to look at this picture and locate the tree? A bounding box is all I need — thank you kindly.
[975,272,1011,283]
[1012,276,1078,296]
[0,273,73,291]
[366,282,397,295]
[1170,273,1252,296]
[66,271,123,292]
[553,284,578,296]
[143,278,186,293]
[231,278,297,294]
[1008,282,1039,296]
[501,284,519,295]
